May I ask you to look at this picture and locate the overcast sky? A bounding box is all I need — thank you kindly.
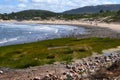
[0,0,120,13]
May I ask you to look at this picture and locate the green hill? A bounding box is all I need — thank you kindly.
[63,4,120,14]
[1,10,58,20]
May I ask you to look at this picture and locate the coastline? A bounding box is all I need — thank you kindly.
[0,20,120,32]
[22,20,120,38]
[1,20,120,39]
[0,20,120,47]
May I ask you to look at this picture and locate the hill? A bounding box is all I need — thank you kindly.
[1,10,57,20]
[63,4,120,14]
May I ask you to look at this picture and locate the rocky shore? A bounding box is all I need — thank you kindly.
[0,50,120,80]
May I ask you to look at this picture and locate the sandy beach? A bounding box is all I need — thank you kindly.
[0,20,120,32]
[0,20,120,33]
[34,20,120,33]
[28,20,120,32]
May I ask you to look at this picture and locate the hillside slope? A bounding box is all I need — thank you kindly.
[63,4,120,14]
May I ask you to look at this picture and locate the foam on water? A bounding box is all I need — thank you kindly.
[0,37,18,44]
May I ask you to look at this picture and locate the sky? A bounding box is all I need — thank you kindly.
[0,0,120,13]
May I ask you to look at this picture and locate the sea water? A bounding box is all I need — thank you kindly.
[0,22,86,46]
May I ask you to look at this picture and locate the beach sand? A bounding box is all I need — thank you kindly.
[19,20,120,32]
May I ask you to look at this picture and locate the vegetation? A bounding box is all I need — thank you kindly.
[0,10,58,20]
[0,9,120,22]
[112,10,120,21]
[0,38,120,68]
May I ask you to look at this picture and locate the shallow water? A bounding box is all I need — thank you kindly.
[0,22,86,46]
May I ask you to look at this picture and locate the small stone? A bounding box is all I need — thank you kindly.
[33,77,41,80]
[63,72,66,75]
[0,70,3,74]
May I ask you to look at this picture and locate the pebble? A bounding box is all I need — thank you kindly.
[35,52,120,80]
[0,70,3,74]
[33,77,41,80]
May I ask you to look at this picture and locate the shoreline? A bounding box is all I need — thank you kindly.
[0,20,120,32]
[1,20,120,39]
[0,20,120,47]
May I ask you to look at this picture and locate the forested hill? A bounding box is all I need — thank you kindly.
[0,10,58,20]
[63,4,120,14]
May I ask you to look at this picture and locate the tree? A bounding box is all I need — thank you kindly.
[117,10,120,15]
[106,10,111,13]
[99,9,104,13]
[1,13,10,20]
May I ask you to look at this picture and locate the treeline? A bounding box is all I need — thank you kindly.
[0,10,120,22]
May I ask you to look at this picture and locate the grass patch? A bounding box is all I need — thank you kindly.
[0,37,120,68]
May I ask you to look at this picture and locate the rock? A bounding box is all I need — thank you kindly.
[0,70,3,74]
[33,77,41,80]
[66,65,71,69]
